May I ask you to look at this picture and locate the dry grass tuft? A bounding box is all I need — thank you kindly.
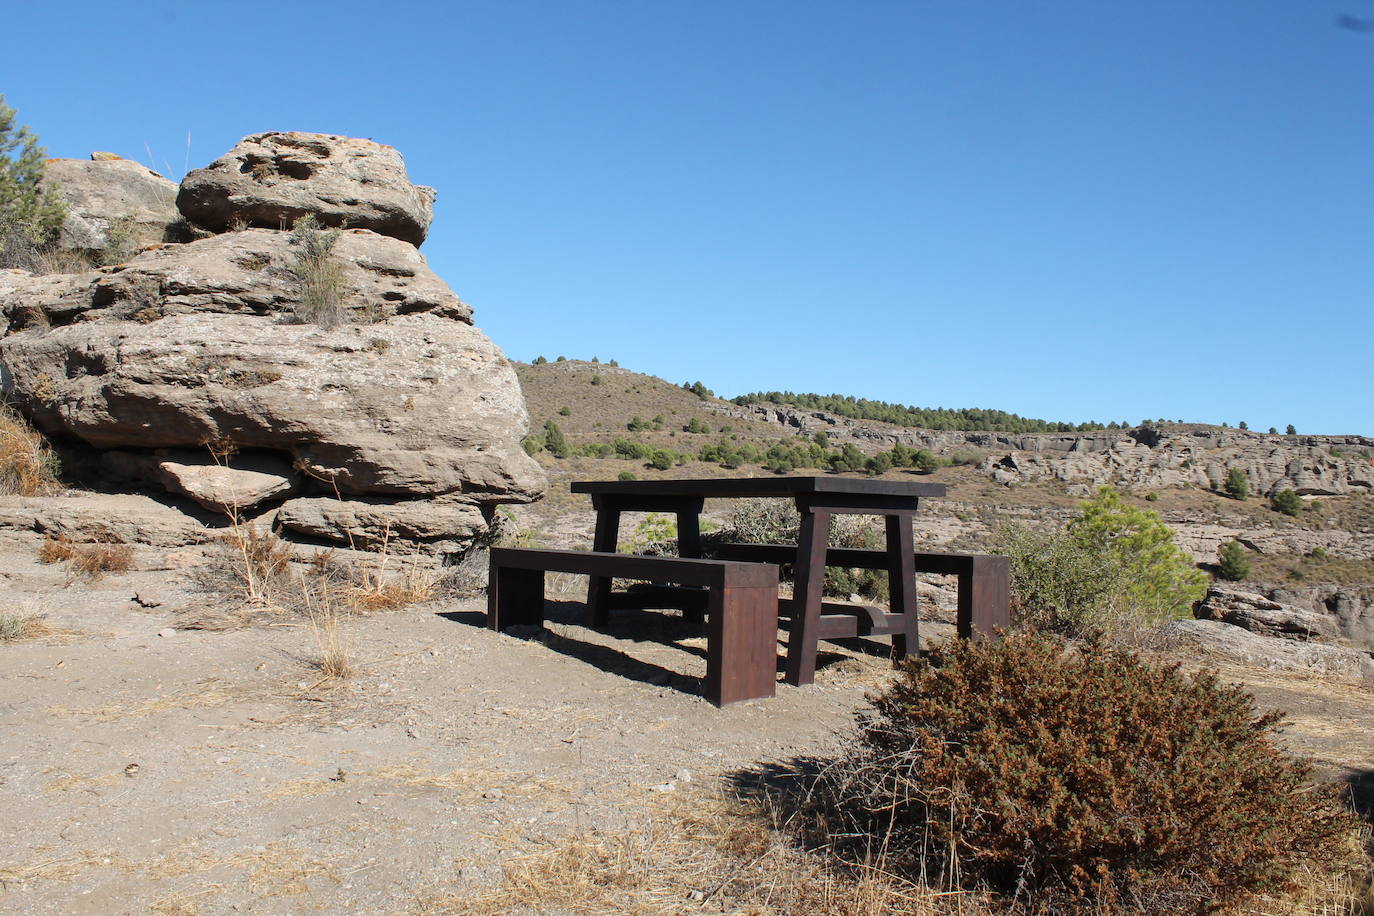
[344,556,436,612]
[37,535,134,581]
[424,785,979,916]
[0,611,52,642]
[0,404,62,496]
[303,579,352,683]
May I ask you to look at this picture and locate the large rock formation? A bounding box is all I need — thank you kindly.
[40,155,180,255]
[177,133,435,246]
[0,134,543,559]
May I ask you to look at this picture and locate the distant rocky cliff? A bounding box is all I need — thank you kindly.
[1,133,545,559]
[725,402,1374,498]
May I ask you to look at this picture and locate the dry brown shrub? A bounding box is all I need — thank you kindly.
[37,534,73,564]
[37,535,133,580]
[0,405,62,496]
[798,633,1364,915]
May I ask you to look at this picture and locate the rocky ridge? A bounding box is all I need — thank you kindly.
[725,402,1374,498]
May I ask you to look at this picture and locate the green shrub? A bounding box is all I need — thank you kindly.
[543,420,571,459]
[647,448,674,471]
[684,417,710,434]
[589,374,602,386]
[1272,488,1303,516]
[817,633,1356,913]
[1223,467,1249,500]
[1069,487,1207,624]
[520,434,545,456]
[1217,540,1250,581]
[531,355,548,365]
[996,524,1127,635]
[1286,424,1297,435]
[616,470,636,481]
[558,406,571,416]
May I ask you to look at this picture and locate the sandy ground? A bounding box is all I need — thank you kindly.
[1,529,1371,915]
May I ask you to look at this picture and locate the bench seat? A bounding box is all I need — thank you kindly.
[713,544,1010,639]
[487,548,780,707]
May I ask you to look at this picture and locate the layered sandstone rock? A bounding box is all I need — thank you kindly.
[0,133,543,558]
[177,133,435,246]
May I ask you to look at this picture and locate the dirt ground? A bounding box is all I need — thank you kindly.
[1,528,1371,915]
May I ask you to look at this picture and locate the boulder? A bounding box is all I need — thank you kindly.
[177,133,434,246]
[0,492,211,547]
[40,157,179,255]
[2,311,544,503]
[1159,619,1374,686]
[153,453,300,514]
[277,496,488,553]
[1194,585,1342,641]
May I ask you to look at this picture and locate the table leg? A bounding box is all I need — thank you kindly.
[584,498,620,626]
[885,513,918,662]
[785,505,830,686]
[676,498,705,624]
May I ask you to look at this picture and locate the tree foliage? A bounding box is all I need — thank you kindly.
[0,94,65,269]
[733,390,1107,432]
[1217,540,1251,581]
[1068,487,1208,623]
[1223,467,1250,500]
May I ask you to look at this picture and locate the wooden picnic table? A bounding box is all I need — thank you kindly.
[570,476,949,687]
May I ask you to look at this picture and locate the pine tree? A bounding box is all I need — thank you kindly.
[0,94,66,268]
[543,420,571,458]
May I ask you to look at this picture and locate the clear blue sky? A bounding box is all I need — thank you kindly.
[5,1,1372,434]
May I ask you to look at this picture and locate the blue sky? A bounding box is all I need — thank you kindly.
[4,1,1372,433]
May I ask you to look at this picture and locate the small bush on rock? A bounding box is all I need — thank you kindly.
[286,214,347,328]
[816,633,1356,914]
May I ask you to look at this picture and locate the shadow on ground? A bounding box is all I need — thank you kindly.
[438,598,892,701]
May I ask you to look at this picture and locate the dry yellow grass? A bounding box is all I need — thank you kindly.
[422,786,986,916]
[0,404,62,496]
[419,778,1372,916]
[0,611,52,642]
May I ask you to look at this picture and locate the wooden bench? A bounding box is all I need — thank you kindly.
[714,544,1009,643]
[487,548,780,707]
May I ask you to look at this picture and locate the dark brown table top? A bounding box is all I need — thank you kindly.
[570,475,946,500]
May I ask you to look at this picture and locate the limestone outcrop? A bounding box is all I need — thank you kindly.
[1159,619,1374,686]
[726,402,1374,498]
[177,133,435,246]
[40,155,180,255]
[0,133,543,559]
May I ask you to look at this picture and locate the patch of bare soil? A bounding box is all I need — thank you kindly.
[1,525,1368,914]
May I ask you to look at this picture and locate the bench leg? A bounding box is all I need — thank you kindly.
[784,506,830,687]
[489,566,545,631]
[956,556,1010,640]
[704,584,778,707]
[584,502,621,627]
[885,514,918,663]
